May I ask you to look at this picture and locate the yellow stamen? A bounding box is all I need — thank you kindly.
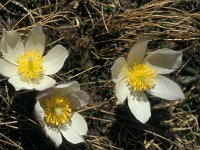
[128,64,157,92]
[16,50,43,81]
[42,96,72,127]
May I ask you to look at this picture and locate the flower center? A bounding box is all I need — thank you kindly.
[16,50,43,81]
[42,96,72,127]
[128,64,157,92]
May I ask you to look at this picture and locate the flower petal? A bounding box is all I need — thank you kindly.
[1,30,25,62]
[128,92,151,123]
[1,30,24,52]
[34,101,45,127]
[2,51,17,65]
[36,81,85,109]
[34,76,56,91]
[44,126,62,147]
[25,24,45,55]
[60,125,84,144]
[70,112,88,135]
[55,81,80,96]
[66,91,90,110]
[149,75,185,100]
[8,76,34,91]
[127,38,149,66]
[144,48,183,74]
[115,78,130,104]
[2,30,21,51]
[43,45,69,75]
[36,88,54,102]
[0,59,17,77]
[111,57,129,83]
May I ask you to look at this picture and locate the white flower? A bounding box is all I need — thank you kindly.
[0,24,69,91]
[34,81,90,147]
[111,39,185,123]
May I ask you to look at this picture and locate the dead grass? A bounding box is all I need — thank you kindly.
[0,0,200,149]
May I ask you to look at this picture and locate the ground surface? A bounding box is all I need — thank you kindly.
[0,0,200,150]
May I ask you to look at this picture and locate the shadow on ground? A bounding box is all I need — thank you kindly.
[109,100,176,150]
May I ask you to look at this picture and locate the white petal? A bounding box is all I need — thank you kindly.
[0,34,7,52]
[68,91,90,109]
[2,30,21,51]
[44,126,62,147]
[149,75,185,100]
[25,24,45,55]
[144,48,183,74]
[0,59,17,77]
[128,92,151,123]
[1,31,25,62]
[2,51,17,65]
[115,78,130,104]
[111,57,129,83]
[70,112,88,135]
[55,81,80,96]
[74,91,90,107]
[36,88,54,102]
[34,76,56,91]
[34,101,45,127]
[63,91,89,110]
[8,76,34,91]
[36,81,85,109]
[127,38,149,66]
[43,45,69,75]
[2,30,24,53]
[60,125,84,144]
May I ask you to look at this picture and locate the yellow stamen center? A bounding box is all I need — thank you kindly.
[128,64,157,92]
[16,50,43,81]
[42,96,72,127]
